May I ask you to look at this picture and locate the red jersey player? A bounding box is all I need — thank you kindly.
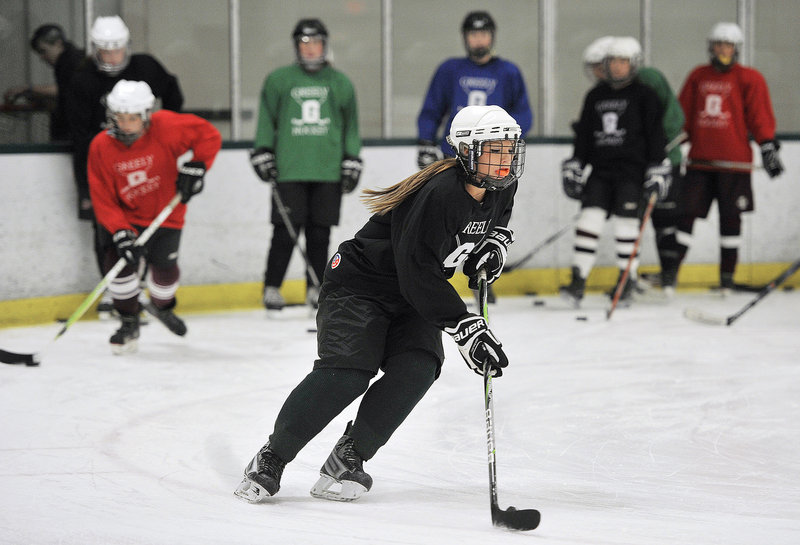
[676,22,784,291]
[88,80,221,353]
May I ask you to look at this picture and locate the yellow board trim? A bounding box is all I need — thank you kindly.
[2,262,798,329]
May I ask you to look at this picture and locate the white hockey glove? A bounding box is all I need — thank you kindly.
[561,158,586,199]
[340,156,363,194]
[250,147,278,183]
[462,226,514,290]
[445,314,508,377]
[643,159,672,202]
[176,161,206,203]
[417,139,442,170]
[759,140,784,179]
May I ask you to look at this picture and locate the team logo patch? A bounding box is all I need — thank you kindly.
[331,253,341,269]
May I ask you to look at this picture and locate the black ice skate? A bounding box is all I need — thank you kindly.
[310,421,372,502]
[233,442,286,503]
[110,313,140,354]
[144,301,187,336]
[559,266,586,308]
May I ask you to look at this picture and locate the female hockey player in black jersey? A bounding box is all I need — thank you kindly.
[234,105,525,503]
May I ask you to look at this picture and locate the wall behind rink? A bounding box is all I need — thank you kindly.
[1,142,798,302]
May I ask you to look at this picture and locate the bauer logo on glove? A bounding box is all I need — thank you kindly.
[445,314,509,377]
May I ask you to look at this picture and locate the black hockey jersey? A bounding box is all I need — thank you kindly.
[573,79,665,169]
[326,166,515,329]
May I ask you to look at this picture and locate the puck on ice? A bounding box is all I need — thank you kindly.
[533,300,545,307]
[576,315,588,321]
[307,328,317,333]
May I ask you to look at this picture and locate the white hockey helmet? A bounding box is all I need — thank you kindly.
[708,22,743,68]
[91,16,131,74]
[446,105,525,191]
[604,36,642,88]
[105,80,155,144]
[582,36,615,81]
[708,22,743,45]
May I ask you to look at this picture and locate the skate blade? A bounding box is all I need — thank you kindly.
[233,476,272,503]
[97,309,119,321]
[111,339,138,355]
[633,287,674,304]
[309,474,367,502]
[558,290,582,309]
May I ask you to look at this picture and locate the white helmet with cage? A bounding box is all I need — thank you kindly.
[708,22,743,68]
[604,36,642,88]
[91,16,131,74]
[105,80,155,144]
[446,105,525,191]
[582,36,615,81]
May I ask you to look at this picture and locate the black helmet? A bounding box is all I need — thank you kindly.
[461,11,495,34]
[30,24,66,50]
[292,18,328,71]
[292,18,328,42]
[461,11,495,60]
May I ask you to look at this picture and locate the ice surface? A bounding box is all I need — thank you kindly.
[1,290,799,544]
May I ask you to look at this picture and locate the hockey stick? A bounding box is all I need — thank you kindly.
[479,270,541,531]
[683,257,800,326]
[0,194,183,366]
[606,192,657,320]
[504,214,579,273]
[687,159,762,172]
[269,181,321,289]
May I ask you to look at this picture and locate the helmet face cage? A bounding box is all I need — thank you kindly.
[603,37,642,88]
[105,80,155,145]
[461,11,495,58]
[707,22,742,67]
[91,16,131,74]
[461,137,525,191]
[292,19,328,70]
[582,36,614,82]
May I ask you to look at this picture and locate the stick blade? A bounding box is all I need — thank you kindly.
[682,308,729,326]
[492,505,541,531]
[0,349,40,366]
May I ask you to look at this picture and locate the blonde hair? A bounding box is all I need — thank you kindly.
[361,159,458,215]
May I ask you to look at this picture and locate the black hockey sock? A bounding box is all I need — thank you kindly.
[720,247,738,282]
[268,367,371,463]
[264,224,298,288]
[305,224,331,287]
[350,350,438,461]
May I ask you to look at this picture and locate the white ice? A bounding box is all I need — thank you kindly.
[1,290,799,544]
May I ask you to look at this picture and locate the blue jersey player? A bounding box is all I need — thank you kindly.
[416,11,533,169]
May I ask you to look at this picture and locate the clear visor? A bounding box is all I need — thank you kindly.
[92,45,131,75]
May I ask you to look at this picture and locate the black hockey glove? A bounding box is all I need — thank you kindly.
[760,140,784,179]
[444,314,508,377]
[417,139,442,170]
[340,156,363,194]
[462,226,515,289]
[112,229,142,267]
[643,160,672,202]
[250,147,278,183]
[176,161,206,203]
[561,158,586,199]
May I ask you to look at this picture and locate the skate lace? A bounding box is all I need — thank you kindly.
[258,448,286,479]
[338,438,363,470]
